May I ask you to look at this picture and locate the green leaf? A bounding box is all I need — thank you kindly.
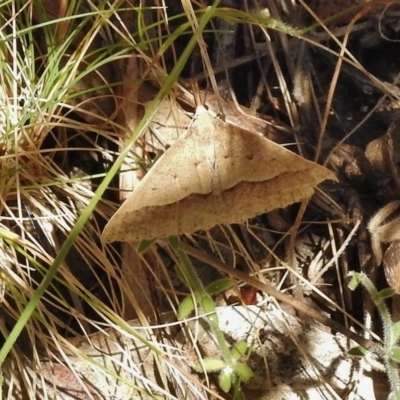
[178,296,196,320]
[168,235,180,250]
[196,358,226,373]
[231,340,248,361]
[137,238,156,253]
[391,322,400,346]
[206,278,235,295]
[199,295,219,325]
[378,288,396,300]
[348,346,368,357]
[200,294,216,314]
[218,367,233,393]
[234,363,254,382]
[348,272,361,291]
[390,347,400,363]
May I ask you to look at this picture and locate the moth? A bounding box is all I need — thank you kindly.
[102,109,336,243]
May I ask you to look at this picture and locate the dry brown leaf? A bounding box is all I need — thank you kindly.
[102,110,337,243]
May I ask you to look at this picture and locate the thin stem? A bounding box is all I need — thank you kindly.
[349,272,400,398]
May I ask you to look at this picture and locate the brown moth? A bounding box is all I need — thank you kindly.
[102,110,337,243]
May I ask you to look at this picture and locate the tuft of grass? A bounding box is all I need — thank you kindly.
[0,0,227,397]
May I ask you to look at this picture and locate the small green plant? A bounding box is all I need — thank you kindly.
[168,236,254,396]
[348,272,400,400]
